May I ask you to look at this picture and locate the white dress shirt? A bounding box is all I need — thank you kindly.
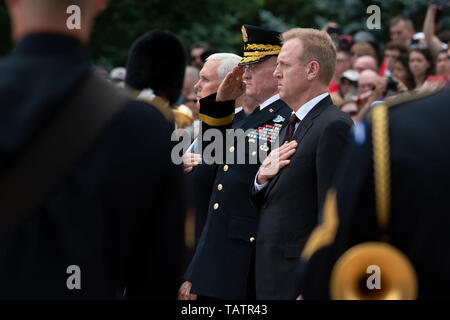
[254,92,329,191]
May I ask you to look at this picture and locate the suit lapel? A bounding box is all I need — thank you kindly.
[265,96,334,195]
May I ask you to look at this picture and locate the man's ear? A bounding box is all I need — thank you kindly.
[307,61,320,81]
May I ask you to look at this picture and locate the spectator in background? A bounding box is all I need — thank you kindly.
[329,49,352,93]
[182,66,200,103]
[409,47,435,89]
[339,69,359,100]
[353,55,378,73]
[358,69,379,95]
[392,55,416,91]
[110,67,126,87]
[190,42,211,69]
[339,99,360,123]
[353,31,379,59]
[390,15,416,46]
[357,69,379,106]
[323,22,343,48]
[423,4,449,57]
[350,41,378,66]
[380,41,409,77]
[181,67,200,140]
[436,49,449,76]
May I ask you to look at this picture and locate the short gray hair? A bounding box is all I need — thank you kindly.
[390,15,414,30]
[206,53,242,80]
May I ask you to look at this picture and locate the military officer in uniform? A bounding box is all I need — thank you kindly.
[0,0,185,299]
[298,87,450,299]
[178,25,292,300]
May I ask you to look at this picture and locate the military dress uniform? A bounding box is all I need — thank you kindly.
[184,25,292,300]
[298,88,450,300]
[0,33,185,299]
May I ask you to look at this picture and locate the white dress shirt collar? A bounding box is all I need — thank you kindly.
[259,94,280,110]
[294,92,329,121]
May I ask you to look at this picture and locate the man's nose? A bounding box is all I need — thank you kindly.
[273,65,281,78]
[194,80,201,92]
[243,69,251,80]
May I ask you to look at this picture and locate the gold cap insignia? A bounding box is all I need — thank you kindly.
[242,26,248,43]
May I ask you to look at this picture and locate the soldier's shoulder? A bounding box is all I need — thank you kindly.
[362,86,446,128]
[387,85,444,108]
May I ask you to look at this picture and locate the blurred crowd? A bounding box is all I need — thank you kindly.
[96,4,450,129]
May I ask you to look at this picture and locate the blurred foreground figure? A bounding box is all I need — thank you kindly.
[0,0,184,299]
[299,87,450,300]
[125,30,193,130]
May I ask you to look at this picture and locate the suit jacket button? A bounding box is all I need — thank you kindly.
[250,237,255,243]
[229,146,235,153]
[223,165,229,172]
[213,203,219,210]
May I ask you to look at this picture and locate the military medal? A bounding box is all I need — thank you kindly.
[272,115,285,123]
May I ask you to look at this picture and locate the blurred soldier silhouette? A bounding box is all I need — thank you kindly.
[0,0,185,299]
[299,87,450,300]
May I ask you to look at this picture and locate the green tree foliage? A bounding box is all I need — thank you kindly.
[1,0,449,68]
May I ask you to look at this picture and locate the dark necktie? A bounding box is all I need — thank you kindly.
[283,113,300,143]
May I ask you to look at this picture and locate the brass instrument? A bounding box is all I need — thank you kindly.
[172,104,194,129]
[330,242,418,300]
[329,104,418,300]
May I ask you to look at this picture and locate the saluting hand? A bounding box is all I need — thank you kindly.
[178,281,198,300]
[216,66,246,102]
[257,141,298,185]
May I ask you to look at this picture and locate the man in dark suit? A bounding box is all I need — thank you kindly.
[250,28,353,299]
[179,25,292,300]
[0,0,185,299]
[298,87,450,300]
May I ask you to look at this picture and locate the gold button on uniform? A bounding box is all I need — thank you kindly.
[252,151,257,156]
[217,184,223,191]
[229,146,235,153]
[223,165,229,172]
[213,203,219,210]
[250,237,255,243]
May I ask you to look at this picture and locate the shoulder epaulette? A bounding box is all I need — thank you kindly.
[366,84,444,122]
[384,84,443,109]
